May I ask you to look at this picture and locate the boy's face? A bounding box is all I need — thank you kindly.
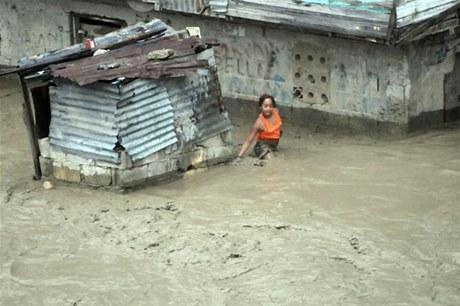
[261,98,274,117]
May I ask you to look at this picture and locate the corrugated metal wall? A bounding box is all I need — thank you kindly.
[49,74,231,165]
[162,71,232,145]
[117,79,178,161]
[49,81,120,163]
[50,79,178,164]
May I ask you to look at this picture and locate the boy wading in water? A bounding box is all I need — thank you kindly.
[237,94,283,160]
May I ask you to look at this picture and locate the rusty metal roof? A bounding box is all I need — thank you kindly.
[50,36,212,85]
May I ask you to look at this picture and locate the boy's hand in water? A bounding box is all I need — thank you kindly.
[230,157,242,165]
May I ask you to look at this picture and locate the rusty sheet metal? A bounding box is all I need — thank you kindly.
[17,19,167,70]
[161,50,232,145]
[163,74,232,144]
[50,36,210,86]
[49,78,179,164]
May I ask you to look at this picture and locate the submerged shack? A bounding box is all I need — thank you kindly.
[9,20,233,188]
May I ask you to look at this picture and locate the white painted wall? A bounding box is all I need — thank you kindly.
[406,42,457,117]
[159,14,410,124]
[0,0,141,65]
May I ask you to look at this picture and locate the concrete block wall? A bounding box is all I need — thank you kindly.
[40,132,234,188]
[406,41,459,129]
[158,15,410,127]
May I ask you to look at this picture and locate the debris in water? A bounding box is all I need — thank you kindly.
[349,237,360,250]
[253,161,265,167]
[145,243,160,250]
[228,253,242,259]
[43,181,54,190]
[157,202,178,212]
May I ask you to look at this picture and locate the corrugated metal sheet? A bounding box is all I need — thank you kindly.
[138,0,392,38]
[117,79,178,161]
[163,73,231,144]
[49,79,178,164]
[49,81,120,163]
[141,0,229,15]
[160,51,232,145]
[226,0,393,39]
[51,36,210,86]
[210,0,229,13]
[157,0,207,14]
[135,0,458,43]
[280,0,391,14]
[397,0,460,27]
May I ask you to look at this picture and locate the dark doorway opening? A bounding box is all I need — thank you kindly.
[70,13,127,44]
[30,85,51,139]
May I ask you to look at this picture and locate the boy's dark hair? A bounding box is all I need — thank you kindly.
[258,94,276,107]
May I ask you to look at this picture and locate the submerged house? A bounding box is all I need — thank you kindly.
[6,20,233,188]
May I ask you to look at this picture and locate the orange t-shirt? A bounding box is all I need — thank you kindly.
[258,109,282,141]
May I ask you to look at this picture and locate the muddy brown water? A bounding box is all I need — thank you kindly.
[1,76,460,305]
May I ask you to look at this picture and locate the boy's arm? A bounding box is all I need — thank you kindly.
[237,120,261,158]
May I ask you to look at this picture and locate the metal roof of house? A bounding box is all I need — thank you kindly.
[397,0,459,27]
[138,0,460,43]
[50,36,211,85]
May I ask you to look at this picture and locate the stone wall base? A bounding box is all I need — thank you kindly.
[40,132,234,190]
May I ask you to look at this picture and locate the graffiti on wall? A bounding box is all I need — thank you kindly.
[214,40,279,79]
[213,40,292,104]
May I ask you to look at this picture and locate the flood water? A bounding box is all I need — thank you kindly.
[1,76,460,305]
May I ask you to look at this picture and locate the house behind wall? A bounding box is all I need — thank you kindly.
[1,0,459,134]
